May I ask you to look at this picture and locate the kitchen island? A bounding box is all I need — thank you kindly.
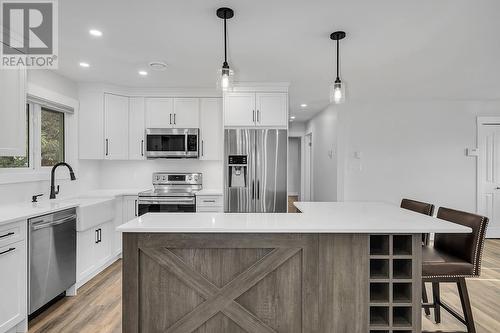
[117,202,470,333]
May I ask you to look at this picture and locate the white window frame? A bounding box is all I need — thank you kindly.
[0,85,77,184]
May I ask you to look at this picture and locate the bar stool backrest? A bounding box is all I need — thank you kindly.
[435,207,489,276]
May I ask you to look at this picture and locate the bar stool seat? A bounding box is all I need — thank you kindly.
[422,246,474,277]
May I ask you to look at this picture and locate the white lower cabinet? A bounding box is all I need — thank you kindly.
[113,197,123,256]
[0,221,26,333]
[77,220,113,286]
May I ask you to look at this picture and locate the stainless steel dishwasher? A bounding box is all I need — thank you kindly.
[28,208,77,315]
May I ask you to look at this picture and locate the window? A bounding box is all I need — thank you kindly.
[0,103,66,172]
[41,108,64,166]
[0,105,29,168]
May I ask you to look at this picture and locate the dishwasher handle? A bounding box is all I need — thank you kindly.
[31,215,76,231]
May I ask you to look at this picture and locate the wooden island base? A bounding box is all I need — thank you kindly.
[123,233,421,333]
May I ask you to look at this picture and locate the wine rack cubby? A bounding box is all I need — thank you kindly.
[368,234,421,332]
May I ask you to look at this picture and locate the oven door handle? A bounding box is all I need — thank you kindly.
[139,198,196,205]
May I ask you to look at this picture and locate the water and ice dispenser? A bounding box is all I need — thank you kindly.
[228,155,247,188]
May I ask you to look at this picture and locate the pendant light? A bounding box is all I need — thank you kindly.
[330,31,346,104]
[217,7,234,91]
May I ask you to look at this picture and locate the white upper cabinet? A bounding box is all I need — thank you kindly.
[145,98,173,128]
[256,93,288,127]
[224,91,288,127]
[79,90,104,159]
[0,67,27,156]
[173,98,200,128]
[104,93,129,160]
[199,98,222,160]
[224,92,256,127]
[128,97,145,160]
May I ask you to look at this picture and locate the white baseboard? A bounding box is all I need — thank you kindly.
[76,253,121,289]
[487,227,500,239]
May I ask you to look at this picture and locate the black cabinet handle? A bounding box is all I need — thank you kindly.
[98,229,102,243]
[0,232,14,239]
[169,113,172,125]
[95,229,99,243]
[173,113,176,125]
[0,247,15,256]
[257,110,260,123]
[135,199,138,216]
[105,139,109,156]
[141,140,144,156]
[202,140,204,157]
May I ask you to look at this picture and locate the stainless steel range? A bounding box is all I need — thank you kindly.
[138,172,202,215]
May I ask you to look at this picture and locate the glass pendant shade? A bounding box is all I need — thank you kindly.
[217,64,234,92]
[330,79,346,104]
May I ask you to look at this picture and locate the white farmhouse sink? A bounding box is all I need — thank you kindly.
[73,197,115,231]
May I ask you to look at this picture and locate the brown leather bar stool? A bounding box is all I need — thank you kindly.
[400,198,435,316]
[400,198,435,245]
[422,207,488,333]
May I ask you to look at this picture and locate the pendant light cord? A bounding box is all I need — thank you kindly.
[224,17,227,63]
[336,39,339,80]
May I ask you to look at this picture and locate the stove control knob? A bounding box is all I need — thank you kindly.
[162,176,166,181]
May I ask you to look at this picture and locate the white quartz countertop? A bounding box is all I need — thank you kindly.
[195,189,223,196]
[0,188,145,225]
[117,202,472,234]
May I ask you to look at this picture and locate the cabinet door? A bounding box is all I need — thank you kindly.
[104,93,129,160]
[94,223,112,267]
[77,228,96,282]
[199,98,222,160]
[223,92,256,127]
[129,97,145,160]
[0,242,26,332]
[123,196,138,222]
[79,90,105,159]
[173,98,199,128]
[256,93,288,127]
[145,98,174,128]
[113,198,123,256]
[0,67,26,156]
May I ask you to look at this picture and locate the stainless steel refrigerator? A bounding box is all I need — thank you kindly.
[224,129,287,213]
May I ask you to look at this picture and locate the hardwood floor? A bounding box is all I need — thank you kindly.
[29,240,500,333]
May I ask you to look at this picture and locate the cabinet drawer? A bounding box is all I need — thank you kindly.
[0,220,25,248]
[196,196,223,207]
[196,206,224,213]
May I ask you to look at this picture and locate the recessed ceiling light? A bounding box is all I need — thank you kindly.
[300,104,308,108]
[290,116,296,119]
[148,61,168,71]
[79,62,90,68]
[89,29,102,37]
[138,70,148,76]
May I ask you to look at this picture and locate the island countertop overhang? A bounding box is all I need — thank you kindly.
[117,202,471,234]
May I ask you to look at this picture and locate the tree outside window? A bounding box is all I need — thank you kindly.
[41,108,65,166]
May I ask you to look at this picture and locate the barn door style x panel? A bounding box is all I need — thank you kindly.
[123,233,319,333]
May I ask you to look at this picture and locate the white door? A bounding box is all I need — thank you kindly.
[94,222,112,267]
[0,242,25,332]
[477,120,500,238]
[199,98,222,160]
[129,97,145,160]
[173,98,199,128]
[0,67,26,156]
[145,98,174,128]
[224,92,256,126]
[104,93,129,160]
[255,93,288,127]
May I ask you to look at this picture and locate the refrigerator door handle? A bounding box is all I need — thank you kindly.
[252,181,255,200]
[257,180,260,200]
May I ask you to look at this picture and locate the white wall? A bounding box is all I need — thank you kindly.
[307,99,500,212]
[97,160,223,190]
[288,137,301,196]
[305,105,339,201]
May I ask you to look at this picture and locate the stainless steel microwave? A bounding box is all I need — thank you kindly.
[145,128,199,158]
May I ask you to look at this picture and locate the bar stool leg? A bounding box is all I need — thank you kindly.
[422,281,431,316]
[457,278,476,333]
[432,282,441,323]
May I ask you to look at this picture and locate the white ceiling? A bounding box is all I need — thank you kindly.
[57,0,500,122]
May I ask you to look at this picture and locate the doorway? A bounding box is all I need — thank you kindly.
[477,117,500,238]
[288,137,301,212]
[303,133,313,202]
